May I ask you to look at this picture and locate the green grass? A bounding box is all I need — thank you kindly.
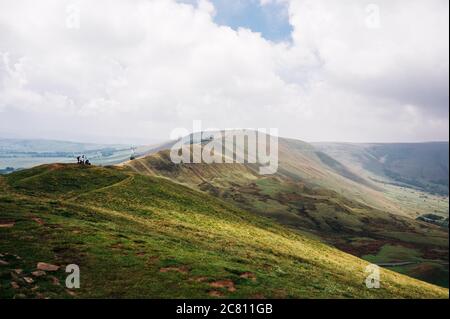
[1,164,448,299]
[362,245,422,264]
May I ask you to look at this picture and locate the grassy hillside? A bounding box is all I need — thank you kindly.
[125,139,449,288]
[0,164,447,299]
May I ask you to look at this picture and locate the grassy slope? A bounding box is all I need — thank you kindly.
[125,145,449,288]
[0,164,447,299]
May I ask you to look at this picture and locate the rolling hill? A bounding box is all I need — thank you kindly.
[0,164,447,298]
[124,134,449,287]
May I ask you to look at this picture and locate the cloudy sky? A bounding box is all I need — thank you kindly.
[0,0,448,144]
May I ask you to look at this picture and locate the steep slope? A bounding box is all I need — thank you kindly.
[314,142,449,221]
[124,136,449,287]
[0,164,447,298]
[314,142,449,196]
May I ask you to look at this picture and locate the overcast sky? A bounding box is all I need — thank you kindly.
[0,0,448,144]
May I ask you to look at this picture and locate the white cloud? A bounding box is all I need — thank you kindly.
[0,0,448,143]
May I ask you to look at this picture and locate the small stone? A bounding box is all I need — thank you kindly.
[11,281,20,289]
[66,289,77,297]
[31,285,39,291]
[32,270,46,277]
[208,290,224,297]
[13,269,23,275]
[37,262,59,272]
[24,277,34,284]
[239,272,257,282]
[0,259,9,266]
[13,294,26,299]
[0,222,15,228]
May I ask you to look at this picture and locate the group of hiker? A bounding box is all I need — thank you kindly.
[76,155,91,165]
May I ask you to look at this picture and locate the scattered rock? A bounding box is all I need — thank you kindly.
[32,270,46,277]
[208,290,224,297]
[24,277,34,284]
[11,281,20,289]
[0,259,9,266]
[31,285,39,291]
[190,276,209,283]
[37,262,59,272]
[209,280,236,292]
[13,269,23,275]
[0,221,15,228]
[31,217,44,225]
[240,272,257,282]
[159,266,189,274]
[66,289,77,297]
[13,294,26,299]
[110,243,124,250]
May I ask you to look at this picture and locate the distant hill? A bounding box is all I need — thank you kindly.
[0,138,125,153]
[0,164,447,298]
[0,138,170,171]
[314,142,449,196]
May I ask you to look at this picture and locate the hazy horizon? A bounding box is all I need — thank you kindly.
[1,131,449,147]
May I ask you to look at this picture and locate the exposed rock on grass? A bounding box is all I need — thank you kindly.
[37,262,59,272]
[209,280,236,292]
